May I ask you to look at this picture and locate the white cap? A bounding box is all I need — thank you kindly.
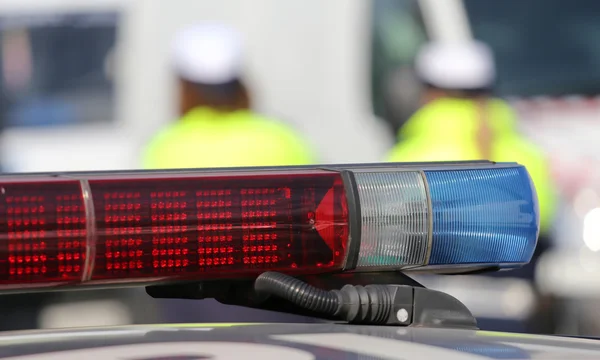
[415,41,496,90]
[171,23,243,85]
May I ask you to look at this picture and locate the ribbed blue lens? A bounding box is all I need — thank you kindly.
[424,166,539,266]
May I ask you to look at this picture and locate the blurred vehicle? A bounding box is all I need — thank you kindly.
[5,322,600,359]
[0,0,394,174]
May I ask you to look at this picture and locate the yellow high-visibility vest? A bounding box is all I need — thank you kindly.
[142,107,317,169]
[386,98,558,234]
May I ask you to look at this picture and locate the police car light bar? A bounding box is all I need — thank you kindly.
[0,162,539,292]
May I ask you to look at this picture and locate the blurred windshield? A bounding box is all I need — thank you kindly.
[0,12,118,128]
[370,0,427,133]
[464,0,600,97]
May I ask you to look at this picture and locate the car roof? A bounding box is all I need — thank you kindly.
[0,323,599,359]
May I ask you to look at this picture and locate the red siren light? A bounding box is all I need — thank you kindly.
[0,170,349,290]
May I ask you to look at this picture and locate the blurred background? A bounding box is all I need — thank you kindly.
[1,0,600,337]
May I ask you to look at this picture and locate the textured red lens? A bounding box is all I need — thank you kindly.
[0,180,86,287]
[88,171,348,282]
[0,171,348,290]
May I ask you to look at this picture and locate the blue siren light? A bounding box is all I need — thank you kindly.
[424,167,538,266]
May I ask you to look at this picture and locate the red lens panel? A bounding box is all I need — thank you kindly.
[0,170,349,290]
[89,171,348,282]
[0,180,86,286]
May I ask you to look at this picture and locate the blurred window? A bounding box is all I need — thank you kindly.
[370,0,428,134]
[465,0,600,97]
[0,12,119,128]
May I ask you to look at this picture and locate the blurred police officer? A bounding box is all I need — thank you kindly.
[142,23,316,169]
[386,40,559,333]
[387,40,557,240]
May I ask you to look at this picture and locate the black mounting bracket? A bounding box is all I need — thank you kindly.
[146,271,478,330]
